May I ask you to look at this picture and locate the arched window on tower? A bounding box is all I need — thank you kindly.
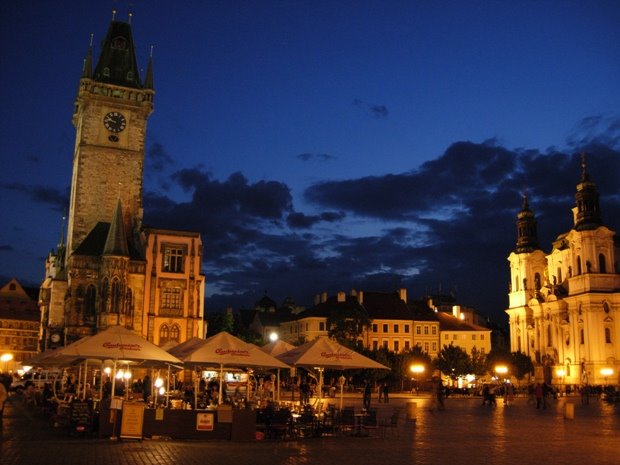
[101,278,109,313]
[159,324,170,345]
[110,278,122,314]
[577,256,582,275]
[605,327,612,344]
[599,254,607,273]
[85,285,97,322]
[170,324,180,343]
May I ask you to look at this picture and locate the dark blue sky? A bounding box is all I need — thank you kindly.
[1,1,619,323]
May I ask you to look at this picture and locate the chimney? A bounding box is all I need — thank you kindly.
[337,291,345,302]
[314,294,321,305]
[399,288,407,303]
[357,290,364,305]
[321,291,328,303]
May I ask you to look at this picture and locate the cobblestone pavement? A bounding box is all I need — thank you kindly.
[1,393,618,465]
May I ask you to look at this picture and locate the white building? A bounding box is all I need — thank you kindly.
[506,157,619,386]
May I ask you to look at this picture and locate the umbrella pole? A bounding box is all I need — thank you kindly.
[83,360,88,400]
[111,360,117,399]
[276,369,280,403]
[166,365,171,408]
[99,361,104,401]
[194,368,198,409]
[218,364,224,405]
[318,368,323,413]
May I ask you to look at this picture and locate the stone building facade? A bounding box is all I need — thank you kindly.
[506,157,619,385]
[39,17,205,349]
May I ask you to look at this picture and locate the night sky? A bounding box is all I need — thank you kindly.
[1,1,619,324]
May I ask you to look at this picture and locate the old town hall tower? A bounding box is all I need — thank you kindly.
[39,15,206,349]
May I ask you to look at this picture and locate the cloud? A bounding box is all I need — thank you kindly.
[566,114,620,149]
[140,137,619,324]
[0,245,14,251]
[0,183,68,211]
[286,211,346,229]
[147,141,175,173]
[353,99,389,119]
[297,153,336,162]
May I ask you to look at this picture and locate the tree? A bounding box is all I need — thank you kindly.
[510,351,534,383]
[433,344,471,379]
[469,347,488,377]
[327,306,371,348]
[206,311,234,336]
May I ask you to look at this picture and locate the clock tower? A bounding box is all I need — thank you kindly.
[67,19,154,257]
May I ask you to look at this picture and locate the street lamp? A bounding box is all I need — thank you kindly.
[269,331,278,342]
[410,364,425,394]
[1,352,14,373]
[600,368,614,385]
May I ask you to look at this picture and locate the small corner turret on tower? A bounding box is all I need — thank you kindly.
[514,193,541,253]
[573,153,603,231]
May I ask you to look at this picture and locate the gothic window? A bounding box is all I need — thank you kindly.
[159,324,170,344]
[125,288,133,316]
[85,285,96,321]
[110,278,123,314]
[101,278,109,313]
[580,328,585,345]
[599,254,607,273]
[534,273,541,290]
[547,324,552,347]
[162,246,184,273]
[170,324,180,343]
[577,256,582,275]
[605,327,612,344]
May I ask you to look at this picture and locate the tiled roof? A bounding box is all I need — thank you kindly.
[435,311,490,331]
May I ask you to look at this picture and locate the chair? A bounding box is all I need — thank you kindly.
[380,408,402,437]
[268,408,292,440]
[361,408,380,437]
[339,406,355,435]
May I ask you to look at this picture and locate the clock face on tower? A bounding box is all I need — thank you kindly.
[103,111,127,133]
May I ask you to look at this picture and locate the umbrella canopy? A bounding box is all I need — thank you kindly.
[168,332,289,369]
[277,336,389,370]
[56,325,182,366]
[260,339,296,357]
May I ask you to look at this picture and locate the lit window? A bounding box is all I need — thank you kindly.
[424,326,429,335]
[416,326,421,335]
[161,287,182,314]
[383,324,388,333]
[163,246,184,273]
[394,340,399,352]
[431,326,437,335]
[372,340,378,350]
[372,324,378,333]
[404,341,410,350]
[432,342,437,351]
[394,324,399,333]
[404,325,410,333]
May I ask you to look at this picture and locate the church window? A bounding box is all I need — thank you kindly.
[110,278,123,313]
[547,325,552,347]
[577,256,582,275]
[534,273,541,290]
[85,285,96,321]
[101,278,109,313]
[169,324,180,343]
[599,254,607,273]
[605,327,612,344]
[103,67,110,77]
[159,324,169,344]
[603,302,610,313]
[580,328,584,345]
[163,246,184,273]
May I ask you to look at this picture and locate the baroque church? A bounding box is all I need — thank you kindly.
[39,16,205,349]
[506,156,619,386]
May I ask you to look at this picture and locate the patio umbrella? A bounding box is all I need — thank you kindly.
[276,336,389,410]
[168,332,290,404]
[55,325,183,397]
[260,340,296,401]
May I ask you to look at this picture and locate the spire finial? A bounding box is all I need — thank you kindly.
[112,9,116,21]
[522,191,529,210]
[150,45,154,58]
[128,12,133,24]
[89,33,94,47]
[580,152,588,182]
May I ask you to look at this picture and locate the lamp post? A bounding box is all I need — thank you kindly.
[410,364,425,394]
[1,353,14,373]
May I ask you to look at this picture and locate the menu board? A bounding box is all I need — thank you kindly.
[120,402,145,439]
[71,402,91,429]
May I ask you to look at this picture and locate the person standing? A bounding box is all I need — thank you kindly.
[382,382,389,403]
[363,380,372,410]
[0,374,9,428]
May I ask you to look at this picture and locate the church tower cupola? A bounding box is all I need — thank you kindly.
[573,153,603,231]
[514,193,540,253]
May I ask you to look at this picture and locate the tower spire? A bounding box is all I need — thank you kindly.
[144,45,154,90]
[93,16,142,88]
[574,153,603,231]
[81,33,94,78]
[514,192,540,253]
[103,198,129,256]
